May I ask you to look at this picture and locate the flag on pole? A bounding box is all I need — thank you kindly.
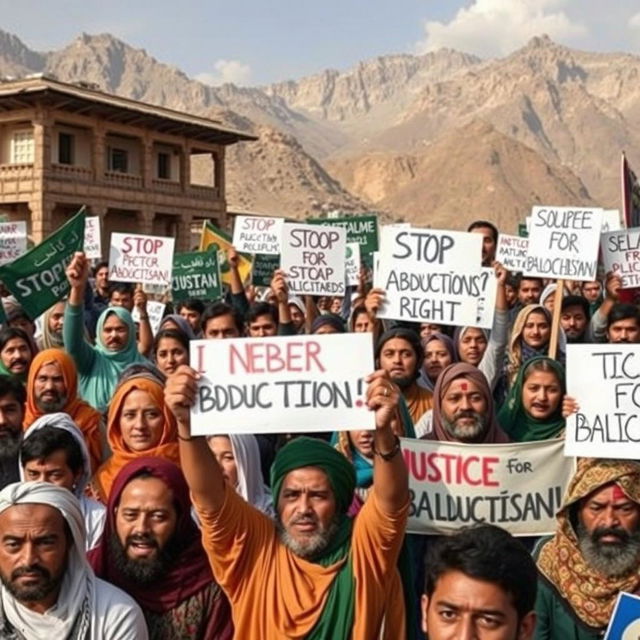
[621,152,640,228]
[199,220,252,286]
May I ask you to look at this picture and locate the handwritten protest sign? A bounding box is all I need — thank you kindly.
[109,233,175,287]
[402,438,575,536]
[524,206,603,280]
[345,242,361,287]
[375,227,496,328]
[565,344,640,459]
[308,214,378,255]
[200,220,252,286]
[132,300,165,335]
[232,215,283,255]
[83,216,101,259]
[0,209,85,319]
[189,333,375,435]
[0,221,27,265]
[280,223,346,296]
[252,253,280,287]
[605,592,640,640]
[172,250,222,301]
[496,234,529,272]
[601,228,640,289]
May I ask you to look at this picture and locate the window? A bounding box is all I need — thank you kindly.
[108,147,128,173]
[157,152,171,179]
[58,132,74,165]
[10,130,34,164]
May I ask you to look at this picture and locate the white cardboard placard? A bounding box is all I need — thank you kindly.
[108,232,175,286]
[345,242,361,287]
[83,216,102,259]
[601,228,640,289]
[232,215,284,255]
[0,221,27,265]
[496,234,529,272]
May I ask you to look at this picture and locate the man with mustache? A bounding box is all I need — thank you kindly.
[165,366,409,639]
[88,458,233,639]
[588,272,640,344]
[0,481,147,638]
[0,328,35,384]
[0,376,25,490]
[535,459,640,639]
[423,363,510,443]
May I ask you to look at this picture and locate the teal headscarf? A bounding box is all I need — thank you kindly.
[77,306,147,413]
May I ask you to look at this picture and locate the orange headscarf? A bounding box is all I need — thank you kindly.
[24,349,104,474]
[91,376,179,503]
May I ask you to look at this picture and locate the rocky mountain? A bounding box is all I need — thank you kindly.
[0,29,637,228]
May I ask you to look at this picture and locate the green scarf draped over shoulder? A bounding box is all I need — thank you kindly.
[497,356,566,442]
[271,437,356,640]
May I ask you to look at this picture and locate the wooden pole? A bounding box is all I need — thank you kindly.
[548,279,564,360]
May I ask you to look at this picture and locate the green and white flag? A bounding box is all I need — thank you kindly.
[0,208,86,319]
[172,249,222,301]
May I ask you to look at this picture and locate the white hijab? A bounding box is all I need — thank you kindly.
[228,434,274,517]
[0,482,93,640]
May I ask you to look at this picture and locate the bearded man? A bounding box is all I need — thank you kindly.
[424,363,510,443]
[535,459,640,639]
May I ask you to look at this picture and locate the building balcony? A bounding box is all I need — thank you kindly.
[51,163,93,181]
[104,170,143,189]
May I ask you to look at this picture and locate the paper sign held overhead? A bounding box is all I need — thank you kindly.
[189,333,375,435]
[495,234,529,273]
[402,438,575,536]
[308,214,379,255]
[375,227,496,328]
[0,221,27,265]
[232,215,284,255]
[565,344,640,459]
[345,242,361,287]
[524,206,603,280]
[83,216,102,259]
[280,223,347,296]
[132,301,166,335]
[109,233,175,287]
[601,228,640,289]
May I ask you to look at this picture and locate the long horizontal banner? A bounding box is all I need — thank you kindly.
[190,333,375,435]
[402,438,575,536]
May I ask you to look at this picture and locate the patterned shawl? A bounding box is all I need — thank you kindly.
[537,458,640,629]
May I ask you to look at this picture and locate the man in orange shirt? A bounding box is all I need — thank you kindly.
[165,366,409,640]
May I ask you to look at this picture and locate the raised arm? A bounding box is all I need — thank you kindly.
[133,286,153,357]
[271,269,295,336]
[367,370,409,513]
[164,365,226,513]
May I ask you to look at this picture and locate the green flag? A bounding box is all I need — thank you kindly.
[251,253,280,287]
[0,208,86,319]
[172,249,223,301]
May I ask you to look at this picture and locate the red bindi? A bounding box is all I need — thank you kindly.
[461,382,468,391]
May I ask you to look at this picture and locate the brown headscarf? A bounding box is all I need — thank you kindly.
[91,375,179,503]
[425,362,510,443]
[537,458,640,630]
[24,349,103,473]
[506,304,550,387]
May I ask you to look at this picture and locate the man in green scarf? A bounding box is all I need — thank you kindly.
[165,365,410,639]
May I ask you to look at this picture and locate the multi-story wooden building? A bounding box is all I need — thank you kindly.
[0,75,254,252]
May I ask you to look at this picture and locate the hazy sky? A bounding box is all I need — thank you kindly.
[1,0,640,86]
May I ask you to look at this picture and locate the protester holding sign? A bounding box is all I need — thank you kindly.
[63,252,148,413]
[535,458,640,639]
[167,363,409,639]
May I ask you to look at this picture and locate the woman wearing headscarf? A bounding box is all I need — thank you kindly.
[20,413,106,549]
[498,356,566,442]
[0,481,148,638]
[91,374,179,503]
[64,253,148,413]
[503,304,564,395]
[418,332,456,392]
[535,458,640,638]
[88,458,233,639]
[24,349,105,472]
[158,314,196,341]
[206,433,274,516]
[424,362,510,443]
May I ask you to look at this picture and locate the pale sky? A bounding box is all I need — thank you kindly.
[1,0,639,86]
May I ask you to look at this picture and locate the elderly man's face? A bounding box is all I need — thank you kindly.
[577,484,640,577]
[34,362,68,412]
[113,476,178,584]
[440,378,488,442]
[0,504,69,609]
[277,466,338,560]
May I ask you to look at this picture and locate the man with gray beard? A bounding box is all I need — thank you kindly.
[0,376,25,489]
[422,363,510,443]
[535,459,640,639]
